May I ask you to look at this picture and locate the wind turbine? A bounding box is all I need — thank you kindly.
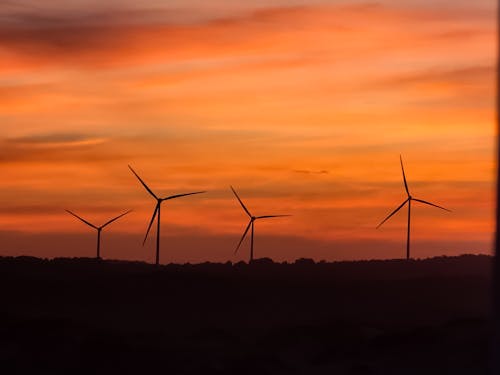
[65,209,131,259]
[128,165,206,266]
[376,155,451,260]
[231,186,291,263]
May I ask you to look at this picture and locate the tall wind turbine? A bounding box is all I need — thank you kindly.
[231,186,291,263]
[376,155,451,260]
[128,165,206,266]
[65,209,131,259]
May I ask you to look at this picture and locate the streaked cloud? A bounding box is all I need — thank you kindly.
[6,133,107,147]
[293,169,329,175]
[0,133,115,163]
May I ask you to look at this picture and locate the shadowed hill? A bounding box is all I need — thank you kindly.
[0,254,492,374]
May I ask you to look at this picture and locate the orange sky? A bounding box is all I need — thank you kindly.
[0,1,496,263]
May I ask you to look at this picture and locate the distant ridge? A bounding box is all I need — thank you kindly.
[0,254,491,282]
[0,253,490,266]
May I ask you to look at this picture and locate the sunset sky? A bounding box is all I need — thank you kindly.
[0,0,496,263]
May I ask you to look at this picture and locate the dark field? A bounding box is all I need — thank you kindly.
[0,254,492,374]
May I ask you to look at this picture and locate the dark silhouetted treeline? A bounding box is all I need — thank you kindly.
[0,254,492,374]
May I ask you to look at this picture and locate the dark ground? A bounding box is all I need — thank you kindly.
[0,254,493,374]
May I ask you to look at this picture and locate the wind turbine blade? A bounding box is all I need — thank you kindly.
[163,191,206,200]
[143,204,159,245]
[101,210,133,228]
[65,210,98,229]
[234,220,252,254]
[412,198,451,212]
[230,186,252,217]
[400,155,410,196]
[376,199,409,229]
[128,165,158,199]
[255,215,292,219]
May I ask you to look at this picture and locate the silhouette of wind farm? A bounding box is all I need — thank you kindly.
[0,0,492,368]
[377,155,451,260]
[231,186,291,262]
[65,209,131,259]
[0,157,485,375]
[128,165,206,265]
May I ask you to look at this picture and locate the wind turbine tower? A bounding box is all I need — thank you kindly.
[65,209,131,259]
[377,155,450,260]
[128,165,206,265]
[231,186,290,262]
